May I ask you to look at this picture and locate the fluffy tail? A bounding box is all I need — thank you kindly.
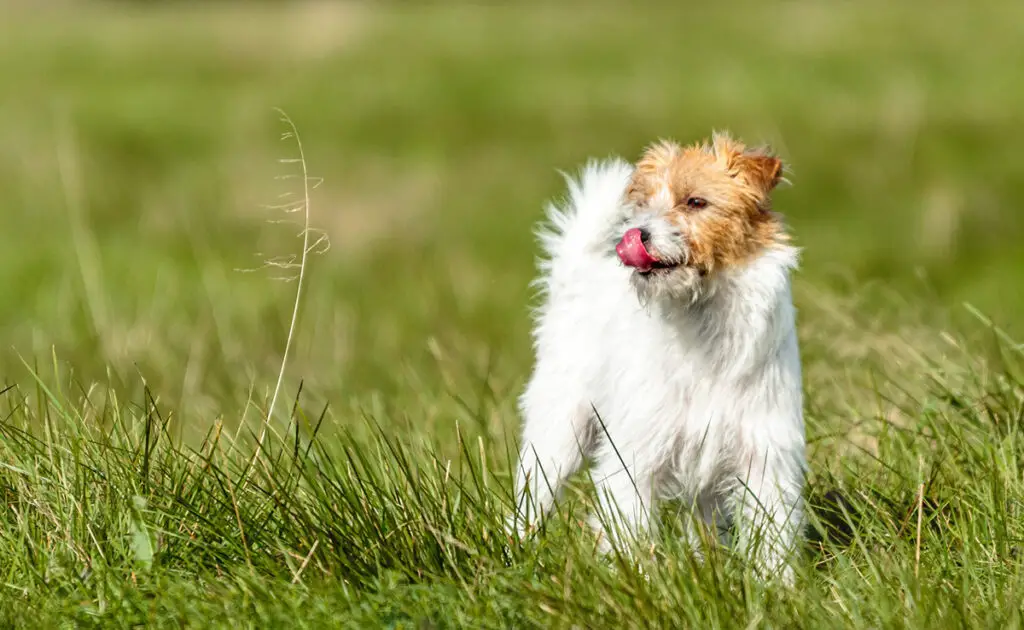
[534,158,634,281]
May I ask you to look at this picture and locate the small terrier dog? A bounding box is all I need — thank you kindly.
[509,132,804,582]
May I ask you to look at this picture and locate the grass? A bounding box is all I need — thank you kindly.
[1,1,1024,627]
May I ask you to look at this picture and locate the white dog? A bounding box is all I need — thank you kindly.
[509,132,805,582]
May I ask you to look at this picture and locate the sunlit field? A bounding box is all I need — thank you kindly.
[1,2,1023,627]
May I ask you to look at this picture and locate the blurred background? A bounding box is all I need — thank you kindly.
[1,1,1022,441]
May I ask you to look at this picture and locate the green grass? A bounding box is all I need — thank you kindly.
[2,1,1024,627]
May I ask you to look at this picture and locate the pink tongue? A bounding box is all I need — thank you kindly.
[616,228,658,271]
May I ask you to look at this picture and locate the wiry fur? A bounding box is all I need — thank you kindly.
[509,135,805,583]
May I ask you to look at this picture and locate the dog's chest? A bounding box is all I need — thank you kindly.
[593,305,762,458]
[594,317,738,421]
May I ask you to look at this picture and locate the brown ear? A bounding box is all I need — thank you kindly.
[738,152,784,193]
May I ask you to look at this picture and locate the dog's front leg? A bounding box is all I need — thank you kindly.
[588,453,658,554]
[730,447,804,584]
[508,378,593,538]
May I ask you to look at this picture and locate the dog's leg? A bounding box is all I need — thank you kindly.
[509,378,592,537]
[588,455,658,554]
[680,491,730,560]
[730,448,804,584]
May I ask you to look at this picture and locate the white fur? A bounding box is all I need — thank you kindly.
[509,158,805,582]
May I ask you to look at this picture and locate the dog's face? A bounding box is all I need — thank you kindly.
[616,132,788,302]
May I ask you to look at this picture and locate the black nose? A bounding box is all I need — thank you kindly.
[638,227,652,247]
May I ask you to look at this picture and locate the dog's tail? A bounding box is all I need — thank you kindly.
[534,158,634,280]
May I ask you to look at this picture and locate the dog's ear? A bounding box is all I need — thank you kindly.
[736,150,784,194]
[712,132,785,193]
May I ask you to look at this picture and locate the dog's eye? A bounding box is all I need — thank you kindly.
[685,197,708,209]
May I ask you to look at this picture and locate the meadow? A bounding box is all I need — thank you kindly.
[1,1,1024,627]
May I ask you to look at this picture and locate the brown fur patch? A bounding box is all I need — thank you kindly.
[628,132,788,273]
[626,139,679,206]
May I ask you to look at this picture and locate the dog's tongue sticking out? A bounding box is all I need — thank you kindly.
[616,228,658,272]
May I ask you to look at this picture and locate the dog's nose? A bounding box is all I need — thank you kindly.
[637,227,652,247]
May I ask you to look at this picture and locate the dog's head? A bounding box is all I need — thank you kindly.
[617,132,789,302]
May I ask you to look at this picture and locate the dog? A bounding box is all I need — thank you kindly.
[509,132,805,583]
